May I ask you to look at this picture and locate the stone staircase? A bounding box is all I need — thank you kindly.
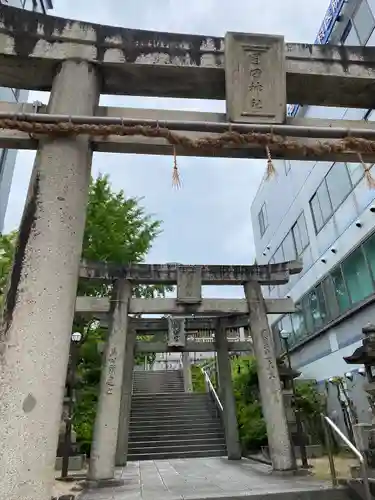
[127,370,227,461]
[132,369,184,393]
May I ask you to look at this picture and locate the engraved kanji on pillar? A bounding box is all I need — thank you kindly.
[224,32,286,124]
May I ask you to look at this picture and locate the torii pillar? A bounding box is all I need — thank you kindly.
[89,279,132,484]
[0,60,100,500]
[244,280,296,471]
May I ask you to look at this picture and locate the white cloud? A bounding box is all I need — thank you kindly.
[4,0,330,298]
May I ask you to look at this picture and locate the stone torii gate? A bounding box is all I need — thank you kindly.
[78,293,255,466]
[75,262,300,480]
[87,312,255,467]
[120,315,253,465]
[1,5,375,500]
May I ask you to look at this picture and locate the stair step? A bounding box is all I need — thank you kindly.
[134,384,183,387]
[134,376,182,378]
[130,415,218,422]
[129,423,222,433]
[129,431,225,442]
[133,382,184,385]
[134,385,184,388]
[134,373,182,376]
[131,401,214,407]
[129,420,224,436]
[129,445,227,456]
[131,406,215,413]
[132,404,213,407]
[130,414,219,421]
[131,402,216,410]
[128,386,225,460]
[134,382,183,384]
[133,390,184,394]
[134,388,184,391]
[132,392,208,397]
[133,392,207,394]
[134,379,183,382]
[130,410,217,418]
[131,394,209,400]
[129,437,226,450]
[134,379,183,380]
[127,449,227,461]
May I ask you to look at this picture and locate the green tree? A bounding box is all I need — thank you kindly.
[231,356,268,451]
[191,364,206,393]
[192,355,326,454]
[0,231,17,308]
[0,174,169,454]
[80,174,163,299]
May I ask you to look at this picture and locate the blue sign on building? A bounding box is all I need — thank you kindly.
[287,0,345,117]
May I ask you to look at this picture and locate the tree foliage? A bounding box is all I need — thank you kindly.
[0,174,168,454]
[79,174,163,299]
[191,365,206,393]
[191,355,326,453]
[231,356,267,451]
[230,356,326,452]
[0,231,17,308]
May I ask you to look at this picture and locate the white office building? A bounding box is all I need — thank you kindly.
[0,0,54,233]
[251,0,375,413]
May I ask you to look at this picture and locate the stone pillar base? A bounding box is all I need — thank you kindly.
[84,478,125,489]
[271,468,311,477]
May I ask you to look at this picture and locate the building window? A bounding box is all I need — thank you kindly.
[292,212,309,257]
[325,162,352,211]
[280,314,295,344]
[273,244,284,264]
[270,213,309,270]
[271,229,375,349]
[290,302,306,344]
[346,161,364,185]
[284,160,292,175]
[11,88,20,102]
[272,323,283,355]
[342,246,374,304]
[308,285,328,330]
[281,230,296,261]
[368,0,375,18]
[353,0,375,45]
[363,232,375,279]
[0,148,6,183]
[331,266,351,313]
[258,202,268,237]
[301,294,314,335]
[341,20,353,44]
[310,163,353,233]
[310,181,331,232]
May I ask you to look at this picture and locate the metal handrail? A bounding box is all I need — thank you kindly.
[321,413,372,500]
[199,366,223,412]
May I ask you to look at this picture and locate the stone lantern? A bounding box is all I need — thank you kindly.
[344,323,375,470]
[277,358,301,443]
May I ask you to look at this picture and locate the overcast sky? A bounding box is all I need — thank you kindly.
[4,0,330,298]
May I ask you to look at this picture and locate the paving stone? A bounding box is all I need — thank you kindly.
[79,457,348,500]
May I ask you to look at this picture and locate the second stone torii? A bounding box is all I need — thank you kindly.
[79,261,302,485]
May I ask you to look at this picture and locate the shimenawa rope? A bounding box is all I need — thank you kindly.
[1,117,375,187]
